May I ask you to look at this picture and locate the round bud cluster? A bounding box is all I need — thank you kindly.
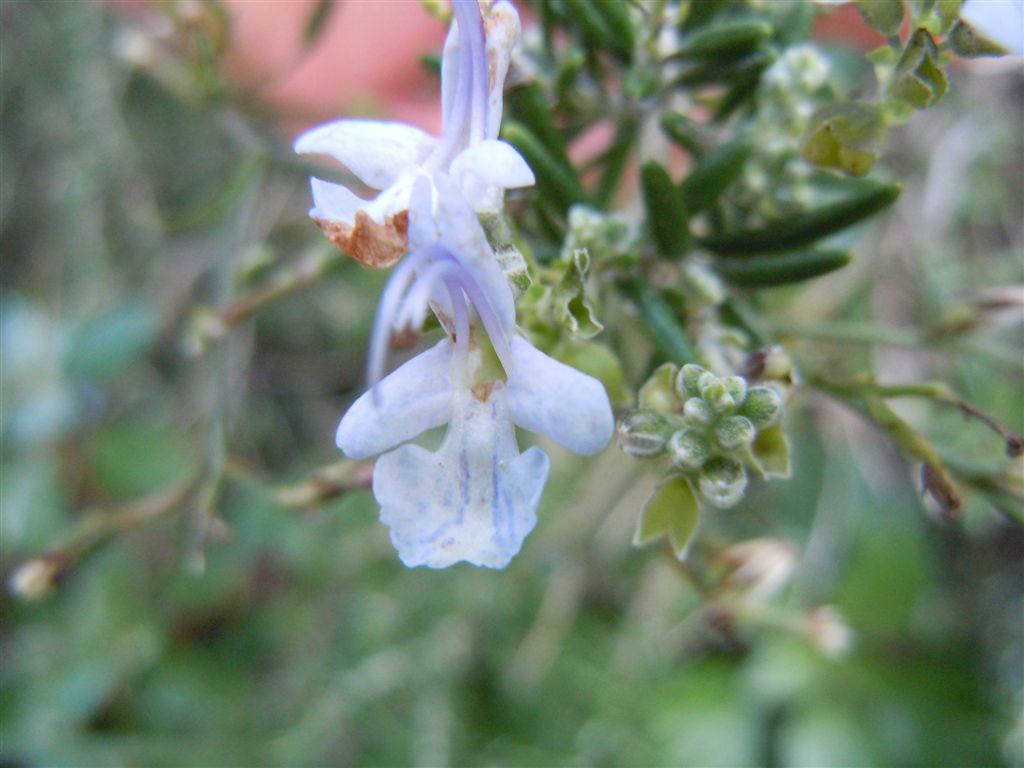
[618,362,785,510]
[672,364,781,508]
[675,364,778,507]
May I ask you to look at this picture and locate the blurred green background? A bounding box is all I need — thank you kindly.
[2,2,1022,766]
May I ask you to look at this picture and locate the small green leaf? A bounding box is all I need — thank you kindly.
[949,19,1010,58]
[802,102,886,177]
[552,248,604,339]
[634,475,701,559]
[750,426,792,478]
[855,0,905,36]
[638,363,680,414]
[933,0,964,33]
[890,27,947,110]
[641,161,691,259]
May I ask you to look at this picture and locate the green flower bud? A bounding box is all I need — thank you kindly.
[617,410,673,457]
[722,376,747,405]
[683,396,714,427]
[668,428,711,470]
[700,374,736,413]
[740,386,783,428]
[676,363,707,399]
[713,415,756,451]
[698,457,748,509]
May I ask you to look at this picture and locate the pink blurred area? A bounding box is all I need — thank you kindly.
[114,0,446,134]
[224,0,445,133]
[111,1,883,148]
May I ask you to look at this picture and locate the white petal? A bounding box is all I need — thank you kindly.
[361,175,416,224]
[309,177,365,223]
[432,174,516,330]
[506,337,614,456]
[960,0,1024,56]
[484,1,521,140]
[336,339,454,459]
[449,139,535,193]
[407,174,439,249]
[375,385,550,569]
[294,119,436,189]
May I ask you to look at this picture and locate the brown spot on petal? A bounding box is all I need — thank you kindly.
[484,2,517,93]
[312,209,409,269]
[472,381,496,402]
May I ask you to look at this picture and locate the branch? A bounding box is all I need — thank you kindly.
[8,477,200,601]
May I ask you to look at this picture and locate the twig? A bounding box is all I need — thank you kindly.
[192,244,348,351]
[8,477,200,601]
[814,374,1024,457]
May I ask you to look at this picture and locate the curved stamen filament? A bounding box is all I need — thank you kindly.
[444,276,471,363]
[368,241,513,404]
[366,245,440,393]
[395,259,465,333]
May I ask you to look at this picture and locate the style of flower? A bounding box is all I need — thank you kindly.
[294,0,534,269]
[336,176,614,569]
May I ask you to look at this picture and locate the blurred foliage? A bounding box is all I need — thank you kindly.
[2,1,1022,766]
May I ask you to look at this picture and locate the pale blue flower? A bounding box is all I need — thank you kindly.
[336,176,614,569]
[294,0,533,267]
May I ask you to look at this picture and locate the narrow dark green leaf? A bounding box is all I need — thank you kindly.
[617,276,697,364]
[676,19,773,61]
[680,0,730,32]
[642,161,690,259]
[711,64,772,123]
[590,0,635,59]
[699,181,902,254]
[507,82,567,155]
[502,121,588,216]
[563,0,631,63]
[714,249,852,286]
[595,119,636,206]
[672,50,776,87]
[660,111,708,158]
[680,138,751,213]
